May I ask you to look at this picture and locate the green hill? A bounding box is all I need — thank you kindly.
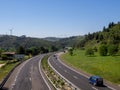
[0,35,53,50]
[77,22,120,49]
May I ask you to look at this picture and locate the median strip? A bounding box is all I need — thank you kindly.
[41,54,76,90]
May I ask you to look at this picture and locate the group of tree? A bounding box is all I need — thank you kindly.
[85,44,119,56]
[74,21,120,49]
[16,45,58,56]
[99,44,119,56]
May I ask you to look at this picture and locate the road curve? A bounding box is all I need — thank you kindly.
[3,54,51,90]
[48,54,113,90]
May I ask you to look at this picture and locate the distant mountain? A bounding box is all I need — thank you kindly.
[0,35,53,50]
[57,36,84,47]
[43,37,61,42]
[0,35,84,50]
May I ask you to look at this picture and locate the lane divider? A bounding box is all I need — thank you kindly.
[38,55,52,90]
[48,55,81,90]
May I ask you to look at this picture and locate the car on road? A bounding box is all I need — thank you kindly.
[89,76,103,86]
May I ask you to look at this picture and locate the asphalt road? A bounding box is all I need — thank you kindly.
[3,55,51,90]
[48,54,113,90]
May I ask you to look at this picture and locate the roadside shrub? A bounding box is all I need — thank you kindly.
[85,48,94,56]
[108,45,118,56]
[93,46,97,52]
[68,48,74,56]
[99,44,108,56]
[1,54,8,60]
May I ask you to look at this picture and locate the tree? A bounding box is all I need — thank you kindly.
[17,46,25,54]
[68,48,73,56]
[50,45,58,52]
[40,47,49,54]
[99,44,108,56]
[108,45,118,56]
[85,48,94,56]
[25,48,33,55]
[0,48,3,57]
[93,47,97,52]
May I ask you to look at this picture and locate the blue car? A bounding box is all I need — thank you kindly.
[89,76,103,86]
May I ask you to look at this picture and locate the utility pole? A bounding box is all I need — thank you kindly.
[10,28,13,36]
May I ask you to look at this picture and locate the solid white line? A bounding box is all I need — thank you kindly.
[11,58,31,90]
[57,55,89,78]
[48,56,81,90]
[57,52,117,90]
[38,56,52,90]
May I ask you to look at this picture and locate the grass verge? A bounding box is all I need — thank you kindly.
[41,55,73,90]
[0,55,31,83]
[60,50,120,84]
[0,60,20,81]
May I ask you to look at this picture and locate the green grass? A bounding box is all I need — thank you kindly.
[41,55,71,89]
[0,60,8,64]
[0,60,20,81]
[61,50,120,84]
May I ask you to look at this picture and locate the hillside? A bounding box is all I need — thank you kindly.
[0,35,53,50]
[77,22,120,49]
[42,37,61,42]
[57,36,84,47]
[0,35,84,51]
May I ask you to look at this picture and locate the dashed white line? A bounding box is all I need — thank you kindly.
[10,58,32,90]
[64,70,67,73]
[48,56,81,90]
[57,53,117,90]
[29,77,31,81]
[73,76,78,79]
[92,87,98,90]
[57,55,89,78]
[107,86,116,90]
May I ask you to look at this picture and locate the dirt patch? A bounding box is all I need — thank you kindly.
[0,64,5,68]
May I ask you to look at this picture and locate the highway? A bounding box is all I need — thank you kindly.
[48,54,113,90]
[3,55,51,90]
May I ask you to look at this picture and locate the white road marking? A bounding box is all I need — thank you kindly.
[107,86,116,90]
[48,56,81,90]
[64,70,67,73]
[38,56,52,90]
[57,52,117,90]
[57,56,89,78]
[10,58,32,90]
[29,77,31,81]
[92,87,98,90]
[55,63,58,65]
[73,76,78,79]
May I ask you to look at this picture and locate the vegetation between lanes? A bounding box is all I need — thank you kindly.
[41,55,73,90]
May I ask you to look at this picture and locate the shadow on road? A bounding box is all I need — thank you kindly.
[0,87,8,90]
[96,84,108,88]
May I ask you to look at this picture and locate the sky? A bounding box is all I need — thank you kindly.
[0,0,120,38]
